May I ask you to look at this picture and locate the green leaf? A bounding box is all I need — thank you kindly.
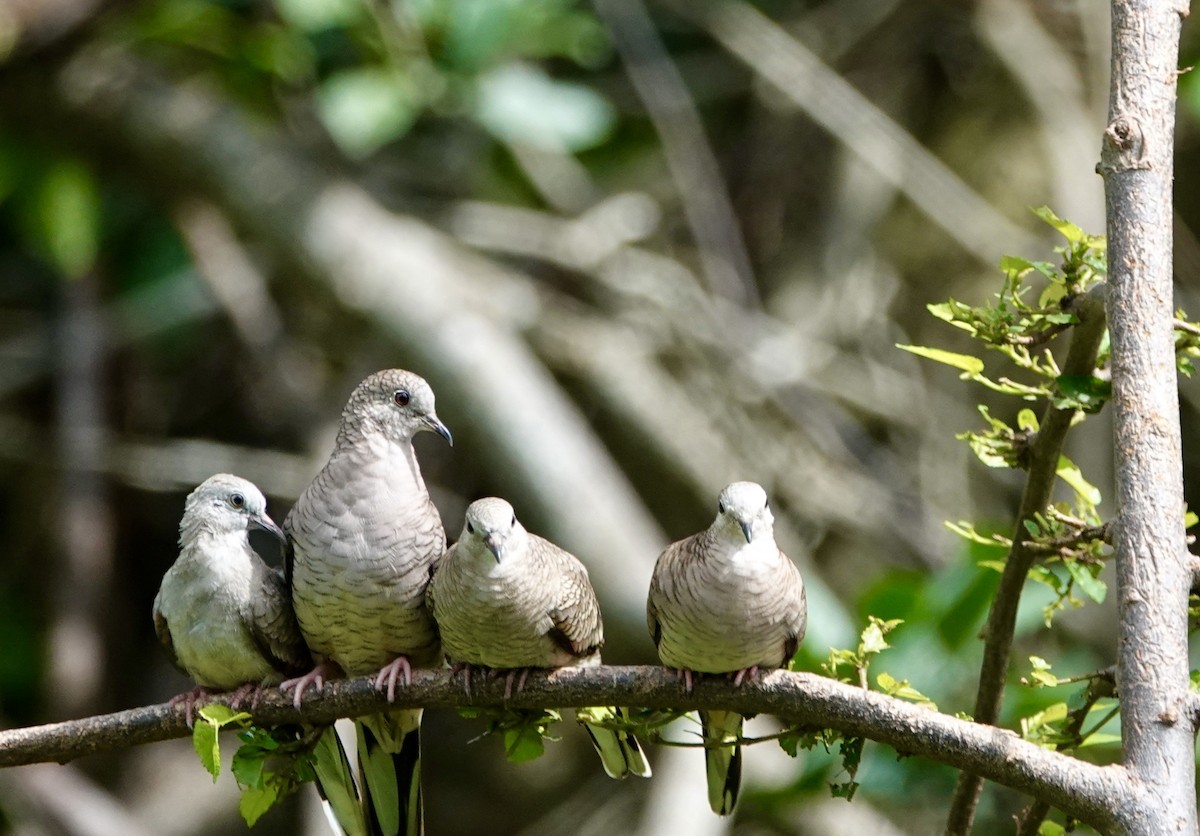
[1038,821,1067,836]
[1065,559,1107,603]
[1057,456,1102,505]
[503,724,546,763]
[1077,732,1121,748]
[231,747,267,789]
[999,254,1037,276]
[34,159,100,279]
[317,68,422,159]
[197,705,253,727]
[475,62,615,153]
[273,0,363,31]
[193,719,221,782]
[896,344,985,375]
[1054,374,1112,413]
[1016,409,1039,431]
[859,620,888,655]
[1032,206,1086,245]
[239,785,278,827]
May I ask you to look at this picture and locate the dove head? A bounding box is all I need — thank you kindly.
[179,473,285,546]
[712,481,774,545]
[460,497,526,563]
[340,369,453,446]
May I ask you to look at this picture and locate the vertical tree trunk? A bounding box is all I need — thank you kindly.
[1102,0,1195,832]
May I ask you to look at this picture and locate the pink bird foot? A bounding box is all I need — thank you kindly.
[169,686,211,728]
[374,655,413,703]
[281,660,340,710]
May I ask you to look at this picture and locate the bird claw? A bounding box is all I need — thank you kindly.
[502,668,532,700]
[676,669,695,694]
[228,683,262,711]
[281,661,337,710]
[732,666,760,687]
[169,686,211,728]
[374,656,412,703]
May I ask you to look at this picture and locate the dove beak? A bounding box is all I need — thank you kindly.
[425,414,453,446]
[249,513,287,546]
[740,520,754,544]
[483,534,504,563]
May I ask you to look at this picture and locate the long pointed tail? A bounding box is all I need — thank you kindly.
[312,724,368,836]
[699,709,742,816]
[357,711,423,836]
[577,706,652,780]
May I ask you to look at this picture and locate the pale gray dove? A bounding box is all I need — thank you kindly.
[427,497,650,779]
[647,481,807,815]
[283,369,451,836]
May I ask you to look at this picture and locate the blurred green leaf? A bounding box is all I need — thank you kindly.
[897,344,985,375]
[1057,456,1102,505]
[274,0,364,31]
[33,160,100,279]
[1065,559,1107,603]
[474,62,614,152]
[1054,374,1112,413]
[239,785,279,826]
[318,68,422,158]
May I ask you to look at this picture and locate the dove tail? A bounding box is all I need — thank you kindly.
[699,709,743,816]
[578,706,652,779]
[357,713,423,836]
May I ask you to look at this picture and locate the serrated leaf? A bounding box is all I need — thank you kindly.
[859,621,888,655]
[239,785,278,827]
[1066,559,1107,603]
[897,344,985,375]
[193,720,221,782]
[231,747,267,789]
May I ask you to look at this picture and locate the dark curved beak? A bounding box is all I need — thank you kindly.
[249,513,287,546]
[740,520,754,544]
[425,414,453,446]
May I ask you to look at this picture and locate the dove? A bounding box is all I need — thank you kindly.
[153,473,309,725]
[427,497,650,780]
[283,369,452,836]
[647,481,807,815]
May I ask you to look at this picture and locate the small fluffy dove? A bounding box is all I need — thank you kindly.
[427,497,651,780]
[284,369,452,836]
[153,473,309,726]
[647,481,807,815]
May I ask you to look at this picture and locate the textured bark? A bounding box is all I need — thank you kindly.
[0,667,1140,832]
[1101,0,1196,833]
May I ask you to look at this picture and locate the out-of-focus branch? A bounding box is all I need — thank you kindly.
[592,0,760,307]
[947,287,1107,830]
[0,667,1140,833]
[663,0,1041,264]
[0,762,156,836]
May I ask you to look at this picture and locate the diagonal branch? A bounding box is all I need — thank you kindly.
[0,667,1138,832]
[947,286,1108,831]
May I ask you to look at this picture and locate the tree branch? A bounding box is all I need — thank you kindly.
[0,667,1138,832]
[947,287,1107,831]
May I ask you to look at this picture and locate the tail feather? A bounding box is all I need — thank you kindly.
[577,706,652,779]
[699,709,743,816]
[357,711,423,836]
[312,725,368,836]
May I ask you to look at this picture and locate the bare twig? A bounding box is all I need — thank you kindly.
[0,667,1140,832]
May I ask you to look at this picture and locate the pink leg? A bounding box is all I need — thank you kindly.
[732,666,760,687]
[676,668,695,693]
[374,656,413,703]
[228,683,262,710]
[169,686,210,728]
[281,660,340,710]
[503,670,517,700]
[449,663,473,698]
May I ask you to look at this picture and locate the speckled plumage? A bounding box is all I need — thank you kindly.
[428,498,650,779]
[647,481,807,814]
[285,369,452,836]
[153,474,308,709]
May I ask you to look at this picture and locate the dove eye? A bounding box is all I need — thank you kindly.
[764,498,770,511]
[394,390,411,407]
[510,514,516,527]
[718,500,726,514]
[229,493,246,509]
[466,521,475,535]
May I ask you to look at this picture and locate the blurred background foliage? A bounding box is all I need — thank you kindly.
[0,0,1196,834]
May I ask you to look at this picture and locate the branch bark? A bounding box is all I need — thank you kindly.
[1100,0,1195,833]
[0,667,1140,832]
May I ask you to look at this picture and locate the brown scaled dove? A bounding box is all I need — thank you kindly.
[283,369,452,836]
[427,497,651,779]
[647,481,807,816]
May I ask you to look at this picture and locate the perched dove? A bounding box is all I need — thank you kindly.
[427,497,650,780]
[283,369,452,836]
[647,481,807,816]
[153,473,309,725]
